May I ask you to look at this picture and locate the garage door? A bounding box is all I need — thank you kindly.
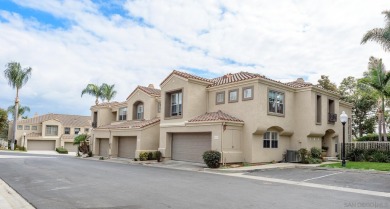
[118,137,137,158]
[64,142,78,152]
[28,140,56,151]
[172,133,211,163]
[99,138,109,157]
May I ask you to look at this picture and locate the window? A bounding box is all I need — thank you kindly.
[157,102,161,113]
[24,125,30,130]
[316,94,322,124]
[74,128,80,135]
[85,128,89,133]
[171,92,183,116]
[328,99,336,123]
[119,107,127,121]
[64,127,70,134]
[136,104,144,120]
[263,132,278,148]
[228,89,238,103]
[216,91,225,104]
[268,90,284,115]
[46,125,58,136]
[32,126,37,130]
[335,143,338,153]
[17,125,23,130]
[242,86,254,101]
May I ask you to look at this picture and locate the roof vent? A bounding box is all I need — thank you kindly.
[296,78,305,83]
[148,84,154,88]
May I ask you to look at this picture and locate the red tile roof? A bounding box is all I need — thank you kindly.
[188,110,244,123]
[15,114,91,127]
[92,101,127,108]
[96,118,160,129]
[160,70,214,86]
[127,85,161,100]
[284,78,313,88]
[210,71,263,87]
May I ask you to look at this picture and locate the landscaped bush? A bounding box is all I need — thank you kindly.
[310,147,322,159]
[87,151,93,157]
[298,148,309,163]
[202,150,221,168]
[347,148,365,161]
[368,151,389,163]
[56,147,68,154]
[347,148,390,163]
[356,133,390,141]
[155,151,162,162]
[139,152,148,161]
[147,152,154,160]
[298,148,322,164]
[307,156,322,164]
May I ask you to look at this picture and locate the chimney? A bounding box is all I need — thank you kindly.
[148,84,154,89]
[296,78,304,83]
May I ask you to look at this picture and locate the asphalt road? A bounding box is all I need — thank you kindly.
[0,152,388,209]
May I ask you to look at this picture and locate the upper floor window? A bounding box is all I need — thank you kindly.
[46,125,58,136]
[316,94,322,124]
[136,104,144,120]
[74,128,80,135]
[228,89,238,103]
[64,127,70,134]
[32,126,37,130]
[263,131,278,148]
[171,92,182,116]
[24,125,30,130]
[268,90,284,115]
[157,102,161,113]
[328,99,336,123]
[119,107,127,121]
[17,125,23,130]
[216,91,225,104]
[243,86,254,101]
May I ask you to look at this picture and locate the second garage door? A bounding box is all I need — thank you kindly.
[172,132,211,163]
[64,142,78,152]
[118,137,137,158]
[99,138,109,157]
[28,140,56,151]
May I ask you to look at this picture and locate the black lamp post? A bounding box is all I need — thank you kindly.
[340,111,348,167]
[23,132,26,149]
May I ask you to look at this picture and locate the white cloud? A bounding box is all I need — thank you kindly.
[0,0,389,117]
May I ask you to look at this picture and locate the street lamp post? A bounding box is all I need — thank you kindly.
[340,111,348,167]
[23,132,26,149]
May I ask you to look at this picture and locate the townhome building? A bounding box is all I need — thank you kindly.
[9,113,91,152]
[91,70,353,164]
[91,85,161,158]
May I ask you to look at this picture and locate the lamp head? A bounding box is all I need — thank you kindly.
[340,111,348,124]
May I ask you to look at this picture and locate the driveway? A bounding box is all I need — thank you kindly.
[0,152,388,209]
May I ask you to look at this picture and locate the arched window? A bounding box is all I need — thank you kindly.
[133,101,144,120]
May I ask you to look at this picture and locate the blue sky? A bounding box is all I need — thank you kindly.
[0,0,389,119]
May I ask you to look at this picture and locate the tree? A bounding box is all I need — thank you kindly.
[100,83,117,102]
[81,84,103,105]
[7,105,30,119]
[4,62,32,150]
[359,57,390,141]
[0,108,8,139]
[73,134,90,155]
[317,75,338,92]
[361,10,390,52]
[339,77,377,138]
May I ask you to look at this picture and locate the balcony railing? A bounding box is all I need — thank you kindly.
[92,121,97,128]
[328,113,337,123]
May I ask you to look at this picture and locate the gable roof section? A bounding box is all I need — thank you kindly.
[284,78,313,88]
[127,85,161,100]
[160,70,214,86]
[15,114,91,127]
[96,118,160,129]
[210,71,263,87]
[188,110,244,123]
[91,101,127,109]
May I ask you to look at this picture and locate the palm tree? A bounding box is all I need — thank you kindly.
[100,83,117,102]
[360,57,390,141]
[4,62,32,150]
[7,105,30,119]
[361,10,390,51]
[73,134,90,155]
[81,84,103,105]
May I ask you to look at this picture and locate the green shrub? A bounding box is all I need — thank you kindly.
[310,147,322,159]
[147,152,154,160]
[356,133,390,141]
[298,148,309,163]
[155,151,162,162]
[202,150,221,168]
[134,158,138,161]
[347,148,365,161]
[55,147,68,154]
[99,156,104,160]
[139,152,148,161]
[368,151,389,163]
[307,157,322,164]
[87,151,93,157]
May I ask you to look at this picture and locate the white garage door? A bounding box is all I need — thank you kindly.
[28,140,56,151]
[99,138,109,157]
[118,137,137,158]
[64,142,78,152]
[172,133,211,163]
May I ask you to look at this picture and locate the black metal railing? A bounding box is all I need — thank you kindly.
[92,121,97,128]
[328,113,337,123]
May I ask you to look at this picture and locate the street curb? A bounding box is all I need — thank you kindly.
[0,178,35,209]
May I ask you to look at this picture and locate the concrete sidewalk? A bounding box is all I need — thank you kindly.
[0,178,34,209]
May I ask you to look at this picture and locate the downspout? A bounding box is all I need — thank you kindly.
[221,122,225,166]
[109,130,112,158]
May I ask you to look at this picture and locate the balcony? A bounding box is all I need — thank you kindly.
[92,121,97,128]
[328,113,337,123]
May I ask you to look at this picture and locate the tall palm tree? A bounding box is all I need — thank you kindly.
[100,83,117,102]
[81,84,103,105]
[4,62,32,150]
[360,57,390,141]
[361,10,390,51]
[7,105,30,119]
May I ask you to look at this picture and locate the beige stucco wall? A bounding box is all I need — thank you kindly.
[127,89,159,120]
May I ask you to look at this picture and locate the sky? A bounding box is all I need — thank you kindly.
[0,0,389,118]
